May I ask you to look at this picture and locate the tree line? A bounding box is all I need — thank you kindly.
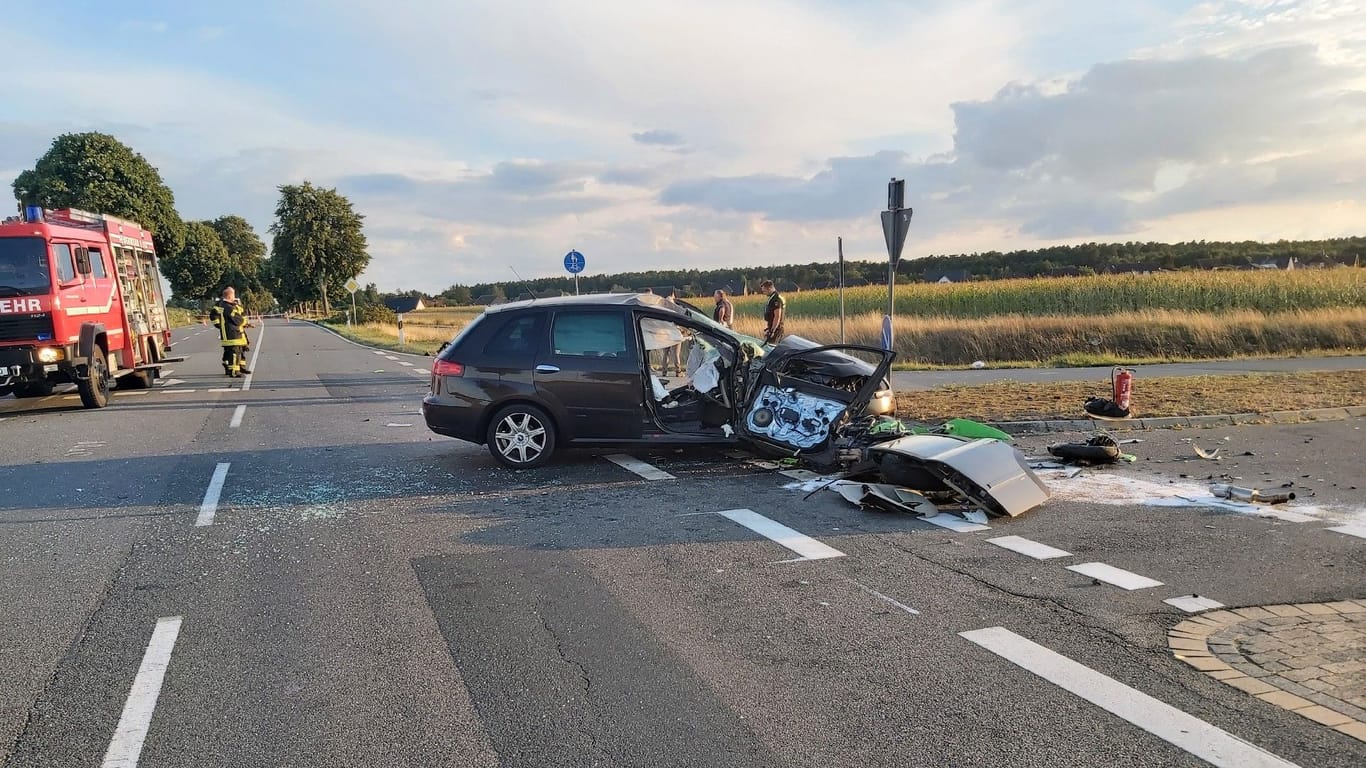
[11,132,369,314]
[417,236,1363,304]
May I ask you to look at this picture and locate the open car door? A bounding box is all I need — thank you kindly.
[736,338,895,456]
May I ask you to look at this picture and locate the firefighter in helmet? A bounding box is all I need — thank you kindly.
[208,286,252,376]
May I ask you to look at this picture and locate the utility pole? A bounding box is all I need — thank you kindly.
[880,179,913,352]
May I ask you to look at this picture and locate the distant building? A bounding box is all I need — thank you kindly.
[1251,256,1297,270]
[923,269,971,283]
[1106,263,1162,275]
[384,296,426,313]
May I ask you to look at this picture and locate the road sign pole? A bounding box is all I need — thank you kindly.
[574,273,579,296]
[349,291,355,327]
[838,237,846,344]
[880,179,913,353]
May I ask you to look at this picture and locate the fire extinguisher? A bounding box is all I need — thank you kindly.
[1112,366,1134,412]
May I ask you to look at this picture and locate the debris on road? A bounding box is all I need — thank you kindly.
[1210,483,1296,505]
[1047,433,1125,466]
[1192,444,1222,461]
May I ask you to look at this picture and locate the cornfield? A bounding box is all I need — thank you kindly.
[730,269,1365,318]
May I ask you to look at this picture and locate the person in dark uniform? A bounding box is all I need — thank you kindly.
[208,286,252,377]
[759,280,785,344]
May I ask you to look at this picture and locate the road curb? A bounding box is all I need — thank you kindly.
[990,406,1366,435]
[1168,601,1366,744]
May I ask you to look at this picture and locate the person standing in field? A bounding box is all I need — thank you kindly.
[759,280,785,344]
[712,289,734,328]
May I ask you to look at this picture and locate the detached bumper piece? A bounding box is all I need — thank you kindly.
[865,435,1051,518]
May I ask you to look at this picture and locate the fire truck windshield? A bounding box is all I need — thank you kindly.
[0,237,51,297]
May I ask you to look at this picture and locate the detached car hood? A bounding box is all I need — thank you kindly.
[866,434,1051,518]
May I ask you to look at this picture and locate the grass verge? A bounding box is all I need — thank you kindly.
[897,370,1366,422]
[318,321,440,356]
[166,307,197,328]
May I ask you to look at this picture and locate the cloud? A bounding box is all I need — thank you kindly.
[632,129,686,147]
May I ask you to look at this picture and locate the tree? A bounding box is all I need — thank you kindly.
[269,182,369,313]
[12,132,186,256]
[160,222,230,302]
[206,215,273,313]
[442,285,472,305]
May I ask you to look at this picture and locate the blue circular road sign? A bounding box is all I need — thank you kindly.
[564,250,585,274]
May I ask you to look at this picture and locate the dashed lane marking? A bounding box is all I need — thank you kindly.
[1066,562,1164,590]
[604,454,676,481]
[229,405,246,429]
[920,514,990,533]
[716,508,845,562]
[1327,523,1366,540]
[195,463,230,527]
[158,378,186,388]
[101,616,183,768]
[399,361,414,366]
[208,388,239,392]
[988,535,1072,560]
[960,627,1301,768]
[1164,595,1226,613]
[373,350,386,355]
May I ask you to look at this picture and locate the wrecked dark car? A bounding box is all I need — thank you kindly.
[422,293,896,468]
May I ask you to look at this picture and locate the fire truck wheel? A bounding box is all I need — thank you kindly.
[77,354,111,409]
[13,380,54,398]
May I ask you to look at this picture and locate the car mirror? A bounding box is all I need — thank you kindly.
[74,247,92,275]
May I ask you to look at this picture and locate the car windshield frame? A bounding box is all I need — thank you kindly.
[0,237,51,297]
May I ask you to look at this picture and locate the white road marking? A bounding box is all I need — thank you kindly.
[960,627,1300,768]
[241,322,265,391]
[850,579,919,615]
[988,535,1072,560]
[1164,595,1226,613]
[117,391,148,396]
[373,350,386,355]
[160,369,174,375]
[229,405,246,429]
[386,422,413,427]
[384,355,399,360]
[208,387,238,392]
[101,616,183,768]
[605,454,676,481]
[399,361,414,366]
[1328,523,1366,539]
[717,508,845,562]
[195,463,230,527]
[158,378,186,388]
[160,390,197,394]
[919,514,990,533]
[1066,562,1164,590]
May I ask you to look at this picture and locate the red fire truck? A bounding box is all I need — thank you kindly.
[0,205,179,408]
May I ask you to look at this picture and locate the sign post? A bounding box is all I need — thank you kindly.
[837,236,846,344]
[345,277,359,327]
[880,179,913,352]
[563,250,585,294]
[397,313,405,345]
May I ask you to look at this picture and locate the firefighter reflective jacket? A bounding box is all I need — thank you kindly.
[209,299,248,346]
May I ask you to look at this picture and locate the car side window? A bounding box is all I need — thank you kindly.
[552,311,628,357]
[53,244,76,282]
[483,313,542,358]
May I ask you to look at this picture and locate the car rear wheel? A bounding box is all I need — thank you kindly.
[486,404,556,469]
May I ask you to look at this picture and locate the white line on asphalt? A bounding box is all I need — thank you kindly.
[241,322,265,391]
[229,405,246,429]
[850,579,919,615]
[959,627,1300,768]
[102,616,184,768]
[717,508,845,562]
[605,454,676,481]
[1327,523,1366,539]
[373,350,386,355]
[988,535,1072,560]
[1066,562,1164,590]
[159,378,186,388]
[384,355,399,360]
[386,422,413,427]
[160,390,197,394]
[1164,595,1226,613]
[117,391,148,396]
[919,514,990,533]
[208,387,238,392]
[195,463,230,527]
[399,361,414,366]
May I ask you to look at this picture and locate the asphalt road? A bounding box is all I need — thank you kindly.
[892,355,1366,391]
[1,320,1362,767]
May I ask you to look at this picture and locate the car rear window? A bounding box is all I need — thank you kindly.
[438,313,487,359]
[552,311,627,357]
[483,313,543,358]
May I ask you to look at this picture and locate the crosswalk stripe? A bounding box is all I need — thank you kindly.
[960,627,1300,768]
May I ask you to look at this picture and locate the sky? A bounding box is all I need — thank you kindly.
[2,0,1364,293]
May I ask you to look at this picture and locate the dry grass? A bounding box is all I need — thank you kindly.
[734,308,1366,364]
[897,370,1366,422]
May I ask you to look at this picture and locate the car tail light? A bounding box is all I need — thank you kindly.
[432,359,464,377]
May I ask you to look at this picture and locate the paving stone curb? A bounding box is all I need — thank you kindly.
[991,406,1366,435]
[1168,600,1366,744]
